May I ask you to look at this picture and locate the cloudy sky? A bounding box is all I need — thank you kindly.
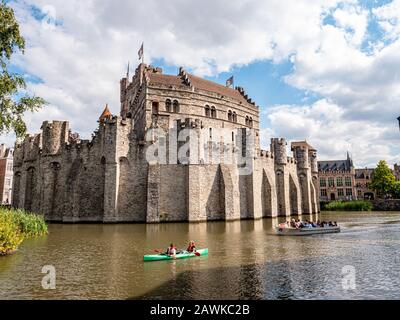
[3,0,400,167]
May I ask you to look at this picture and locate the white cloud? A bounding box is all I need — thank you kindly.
[374,0,400,41]
[1,0,400,168]
[266,99,400,167]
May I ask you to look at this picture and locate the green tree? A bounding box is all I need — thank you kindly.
[370,160,396,198]
[0,1,45,138]
[392,181,400,199]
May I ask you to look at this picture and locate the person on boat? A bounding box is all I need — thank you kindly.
[187,241,196,253]
[166,243,177,256]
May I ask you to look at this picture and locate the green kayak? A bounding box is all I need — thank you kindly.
[144,248,208,262]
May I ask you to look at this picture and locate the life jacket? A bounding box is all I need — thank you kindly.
[167,246,177,255]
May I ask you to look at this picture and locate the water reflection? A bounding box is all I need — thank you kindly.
[1,211,400,299]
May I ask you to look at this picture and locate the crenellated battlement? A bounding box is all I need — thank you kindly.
[41,121,69,156]
[236,86,257,107]
[259,149,273,159]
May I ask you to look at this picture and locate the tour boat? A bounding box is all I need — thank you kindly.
[143,248,209,262]
[275,226,341,236]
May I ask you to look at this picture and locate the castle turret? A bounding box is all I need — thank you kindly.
[41,121,69,155]
[99,104,113,124]
[271,138,287,165]
[292,144,309,170]
[120,64,130,118]
[309,150,318,174]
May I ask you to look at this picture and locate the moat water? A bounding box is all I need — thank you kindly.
[1,211,400,300]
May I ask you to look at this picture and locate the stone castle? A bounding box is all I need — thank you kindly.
[12,63,320,223]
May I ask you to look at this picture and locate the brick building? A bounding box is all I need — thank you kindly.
[319,153,397,201]
[318,153,356,201]
[0,144,14,204]
[355,168,375,200]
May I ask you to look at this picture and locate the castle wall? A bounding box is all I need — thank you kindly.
[12,63,320,223]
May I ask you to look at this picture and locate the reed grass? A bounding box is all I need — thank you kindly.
[0,207,47,255]
[324,200,373,211]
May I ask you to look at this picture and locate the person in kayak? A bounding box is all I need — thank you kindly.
[166,243,177,256]
[187,241,196,253]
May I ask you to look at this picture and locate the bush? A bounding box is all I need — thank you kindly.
[324,200,373,211]
[0,211,24,255]
[0,208,47,255]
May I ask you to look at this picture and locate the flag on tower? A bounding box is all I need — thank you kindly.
[127,61,130,78]
[226,76,234,88]
[138,43,144,61]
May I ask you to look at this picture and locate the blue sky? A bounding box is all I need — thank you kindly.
[3,0,400,167]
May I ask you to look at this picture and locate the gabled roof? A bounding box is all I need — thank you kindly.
[318,159,353,172]
[355,168,375,179]
[146,70,253,106]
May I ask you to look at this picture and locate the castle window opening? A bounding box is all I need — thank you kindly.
[345,176,352,187]
[320,189,327,197]
[320,177,326,187]
[328,177,334,187]
[173,100,179,113]
[338,188,344,197]
[249,117,253,127]
[165,99,172,112]
[211,106,217,118]
[205,105,210,117]
[209,128,213,140]
[152,102,159,114]
[336,177,343,187]
[346,188,353,196]
[228,110,233,121]
[232,131,235,142]
[245,116,249,126]
[232,112,237,123]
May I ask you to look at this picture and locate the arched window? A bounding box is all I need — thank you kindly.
[245,116,249,126]
[211,106,217,118]
[228,110,233,121]
[165,99,172,112]
[205,105,210,117]
[173,100,179,113]
[232,111,237,123]
[249,117,253,127]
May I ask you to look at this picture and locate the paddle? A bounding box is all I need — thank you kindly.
[194,252,201,257]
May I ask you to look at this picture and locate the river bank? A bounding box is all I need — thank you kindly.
[0,208,48,256]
